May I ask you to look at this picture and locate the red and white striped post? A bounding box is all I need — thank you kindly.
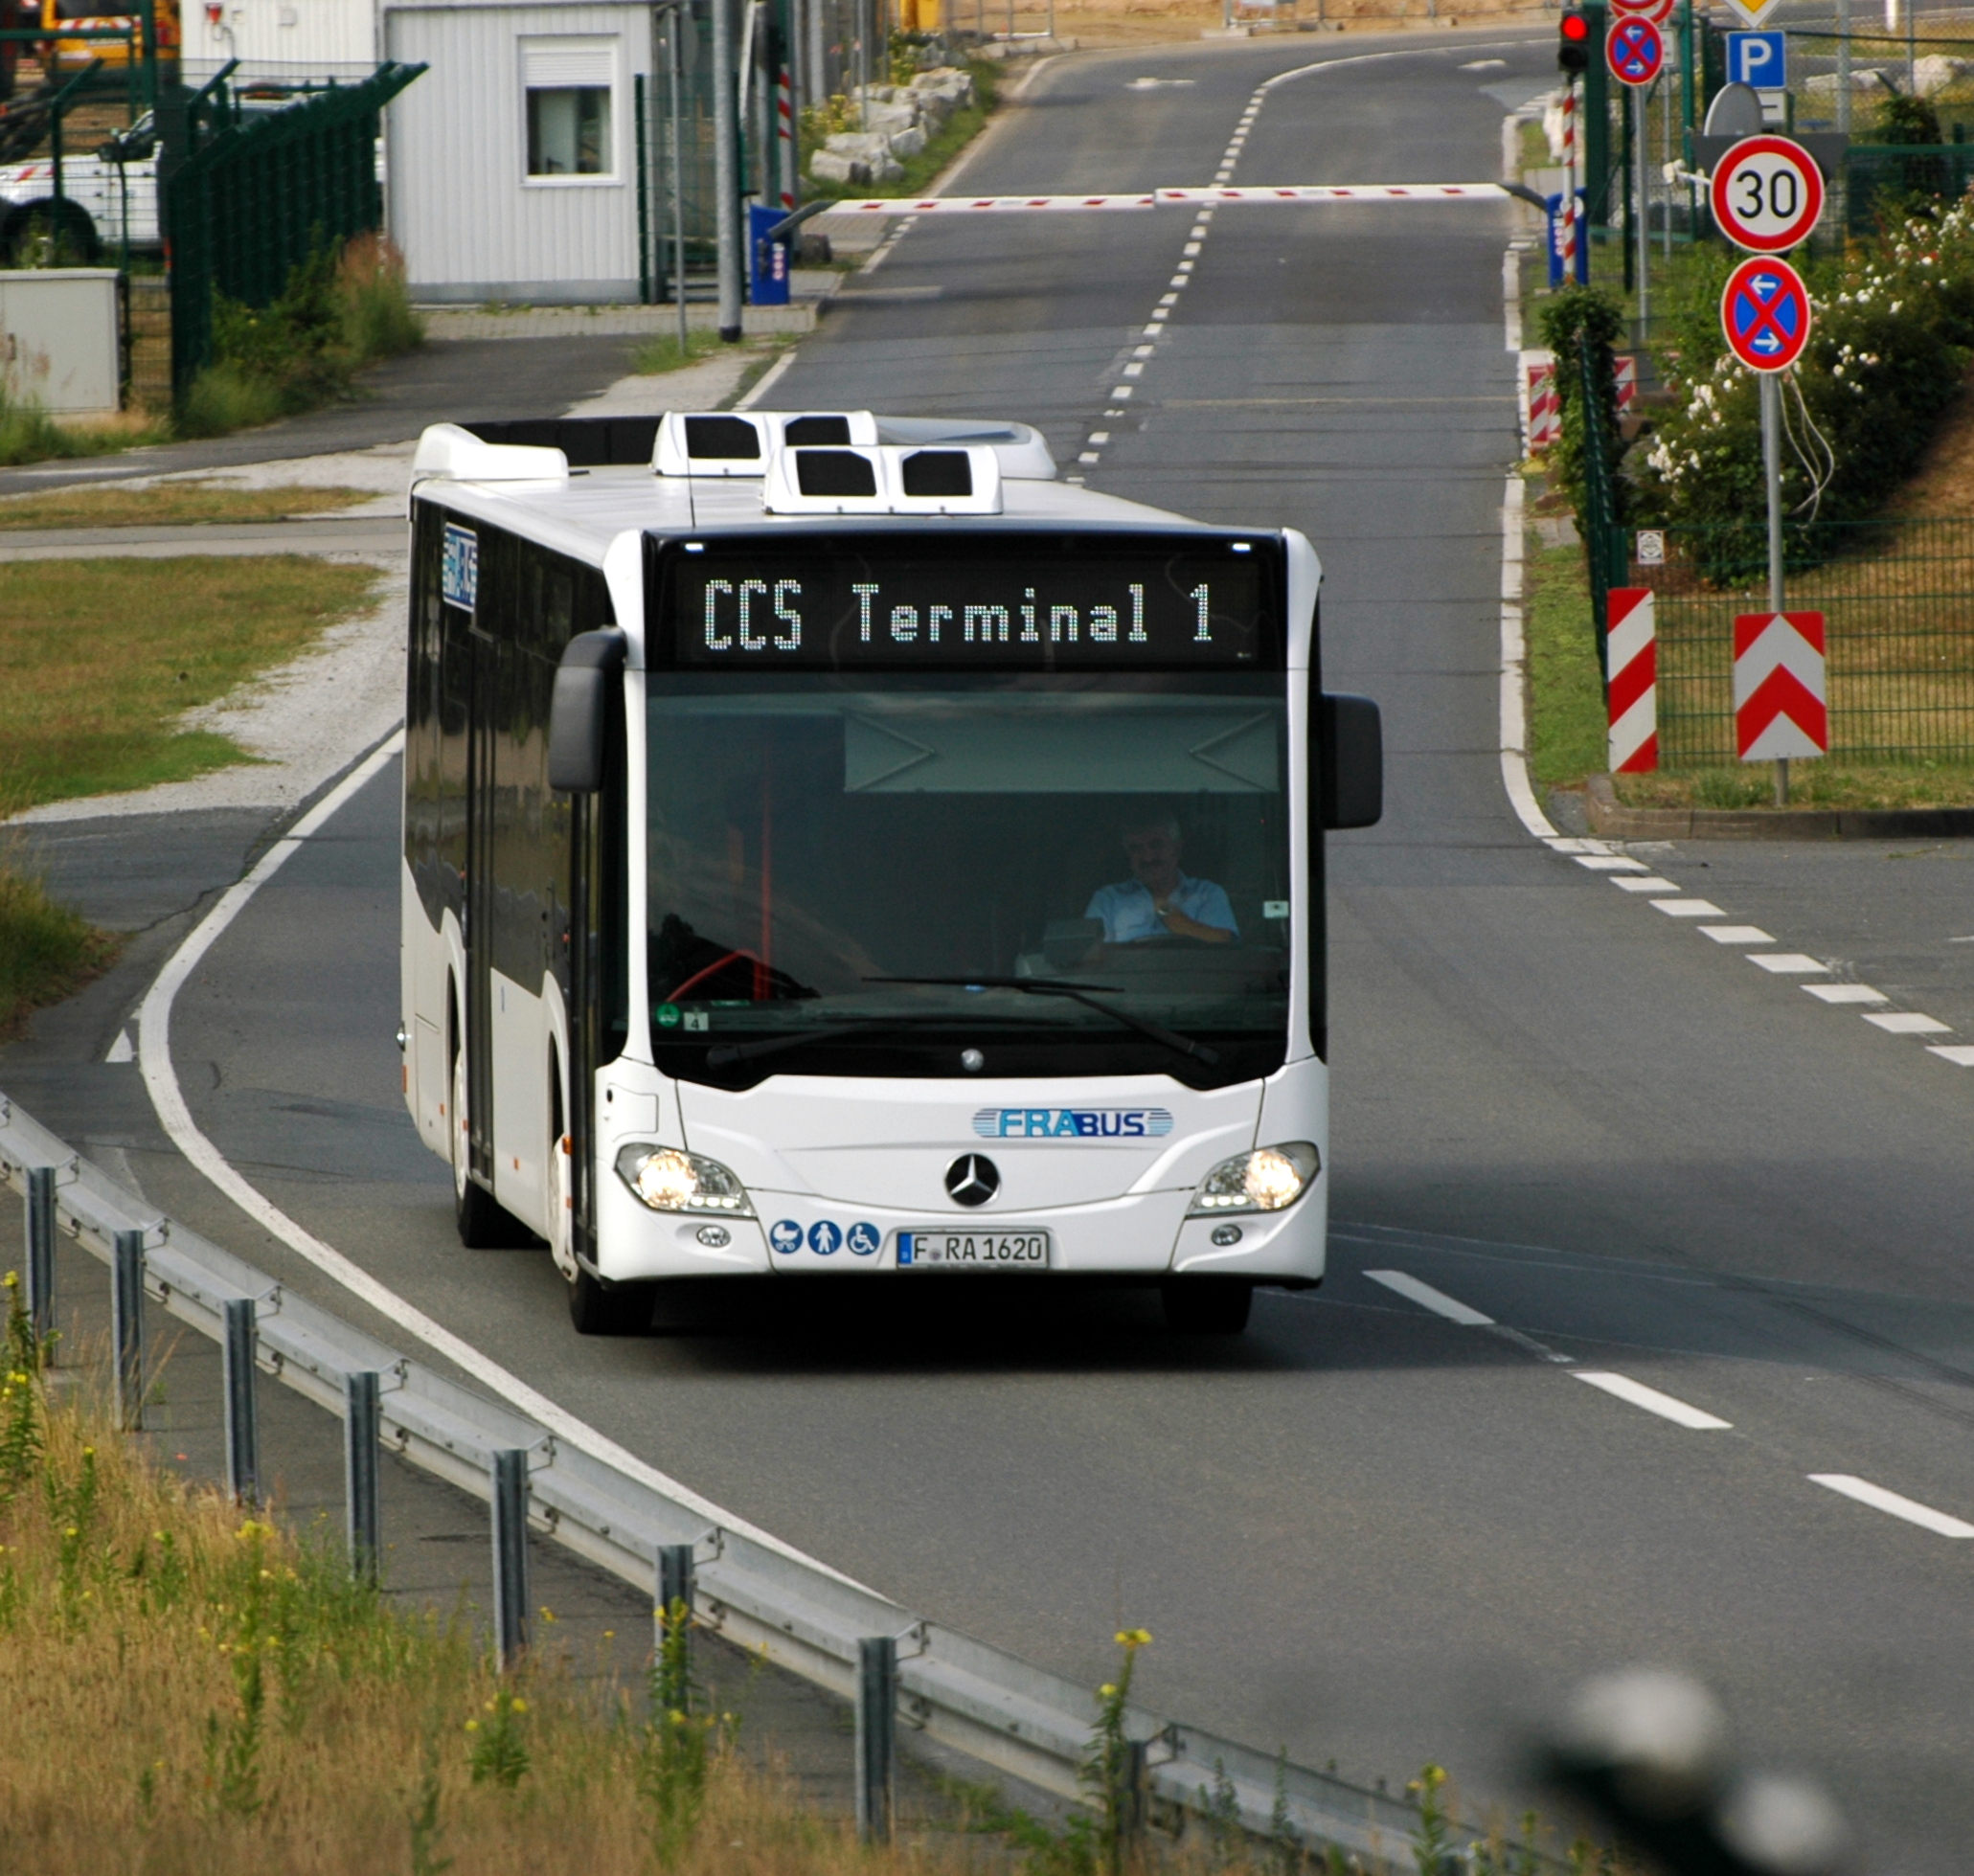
[1606,587,1657,774]
[1527,355,1559,451]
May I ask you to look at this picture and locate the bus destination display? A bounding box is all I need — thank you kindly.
[654,532,1279,668]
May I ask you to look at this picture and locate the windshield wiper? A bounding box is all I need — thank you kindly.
[704,1013,1025,1068]
[863,977,1221,1067]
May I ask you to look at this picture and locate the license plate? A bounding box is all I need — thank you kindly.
[897,1231,1051,1269]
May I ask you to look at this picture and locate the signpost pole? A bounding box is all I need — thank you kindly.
[1760,371,1788,804]
[1634,80,1650,328]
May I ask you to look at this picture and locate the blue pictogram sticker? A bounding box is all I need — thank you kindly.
[769,1219,803,1254]
[807,1220,843,1255]
[441,524,478,610]
[972,1107,1173,1140]
[847,1221,880,1256]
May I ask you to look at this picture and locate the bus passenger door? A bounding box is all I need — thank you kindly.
[465,625,500,1188]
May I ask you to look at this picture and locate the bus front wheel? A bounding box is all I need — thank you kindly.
[1161,1277,1253,1335]
[567,1267,652,1335]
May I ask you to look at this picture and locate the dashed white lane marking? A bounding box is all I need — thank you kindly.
[1364,1269,1494,1325]
[105,1028,134,1064]
[1809,1474,1974,1538]
[1804,983,1889,1006]
[1574,1371,1734,1430]
[1573,854,1647,872]
[1612,874,1678,893]
[1748,953,1828,974]
[1653,898,1728,918]
[1699,926,1776,945]
[1865,1011,1952,1034]
[1927,1044,1974,1066]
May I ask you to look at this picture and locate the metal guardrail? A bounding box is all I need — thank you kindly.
[0,1088,1470,1870]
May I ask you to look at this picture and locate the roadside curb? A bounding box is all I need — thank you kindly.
[1556,774,1974,841]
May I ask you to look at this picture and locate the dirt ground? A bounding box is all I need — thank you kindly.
[974,0,1547,49]
[1888,373,1974,516]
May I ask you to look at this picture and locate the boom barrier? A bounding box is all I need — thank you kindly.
[771,180,1541,237]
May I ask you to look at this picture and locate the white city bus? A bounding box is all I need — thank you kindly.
[399,411,1380,1335]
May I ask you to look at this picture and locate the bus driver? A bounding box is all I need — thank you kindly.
[1085,813,1238,946]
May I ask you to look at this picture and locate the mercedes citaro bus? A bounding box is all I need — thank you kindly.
[399,410,1380,1335]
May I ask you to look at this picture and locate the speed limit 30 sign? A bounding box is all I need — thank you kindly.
[1710,134,1826,252]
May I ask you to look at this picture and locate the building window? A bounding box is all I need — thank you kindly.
[519,37,618,181]
[527,86,610,174]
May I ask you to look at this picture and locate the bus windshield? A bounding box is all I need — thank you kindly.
[645,672,1293,1085]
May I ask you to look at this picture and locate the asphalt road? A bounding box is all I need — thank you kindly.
[13,32,1974,1872]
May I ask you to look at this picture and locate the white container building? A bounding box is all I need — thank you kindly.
[383,0,653,305]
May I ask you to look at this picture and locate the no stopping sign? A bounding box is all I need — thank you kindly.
[1711,135,1826,252]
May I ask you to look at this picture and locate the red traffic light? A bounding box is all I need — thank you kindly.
[1558,10,1591,72]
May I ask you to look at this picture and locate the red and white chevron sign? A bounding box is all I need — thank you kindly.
[1734,611,1827,759]
[1606,587,1657,773]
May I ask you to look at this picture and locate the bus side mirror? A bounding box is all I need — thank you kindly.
[548,630,626,793]
[1320,693,1383,829]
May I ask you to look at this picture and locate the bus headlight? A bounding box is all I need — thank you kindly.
[1187,1142,1320,1216]
[614,1145,755,1216]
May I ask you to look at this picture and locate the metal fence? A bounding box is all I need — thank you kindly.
[1628,520,1974,769]
[166,61,424,397]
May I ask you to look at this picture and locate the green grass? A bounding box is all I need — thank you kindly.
[0,556,382,812]
[627,328,734,375]
[1526,531,1608,791]
[0,485,376,531]
[0,400,170,469]
[0,856,115,1033]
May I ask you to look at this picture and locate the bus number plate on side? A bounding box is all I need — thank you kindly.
[897,1232,1051,1269]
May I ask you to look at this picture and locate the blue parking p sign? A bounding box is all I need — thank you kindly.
[1726,31,1786,91]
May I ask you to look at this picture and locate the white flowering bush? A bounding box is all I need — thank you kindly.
[1636,199,1974,572]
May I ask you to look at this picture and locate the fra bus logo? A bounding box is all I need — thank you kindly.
[973,1107,1175,1140]
[442,524,479,610]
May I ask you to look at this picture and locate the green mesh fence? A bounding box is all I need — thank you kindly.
[1625,519,1974,768]
[166,61,424,398]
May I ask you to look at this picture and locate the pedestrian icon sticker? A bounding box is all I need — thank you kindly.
[807,1220,843,1254]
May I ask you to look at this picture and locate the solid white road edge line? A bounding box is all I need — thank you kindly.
[1498,470,1561,840]
[135,731,868,1590]
[1573,1370,1733,1430]
[1808,1473,1974,1538]
[734,348,799,411]
[1364,1269,1496,1326]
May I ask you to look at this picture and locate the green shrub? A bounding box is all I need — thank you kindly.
[179,231,422,437]
[1638,202,1974,573]
[1537,284,1628,531]
[0,860,111,1033]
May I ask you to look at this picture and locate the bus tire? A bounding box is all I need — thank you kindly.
[1161,1277,1253,1335]
[0,198,102,265]
[567,1267,652,1335]
[450,1049,535,1249]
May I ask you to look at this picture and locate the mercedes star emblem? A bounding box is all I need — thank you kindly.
[944,1153,1000,1207]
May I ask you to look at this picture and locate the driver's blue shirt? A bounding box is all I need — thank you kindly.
[1085,873,1238,944]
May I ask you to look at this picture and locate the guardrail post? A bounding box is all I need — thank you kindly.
[344,1369,381,1584]
[855,1634,896,1844]
[656,1540,694,1639]
[490,1448,530,1669]
[112,1229,145,1430]
[24,1165,55,1351]
[222,1297,259,1504]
